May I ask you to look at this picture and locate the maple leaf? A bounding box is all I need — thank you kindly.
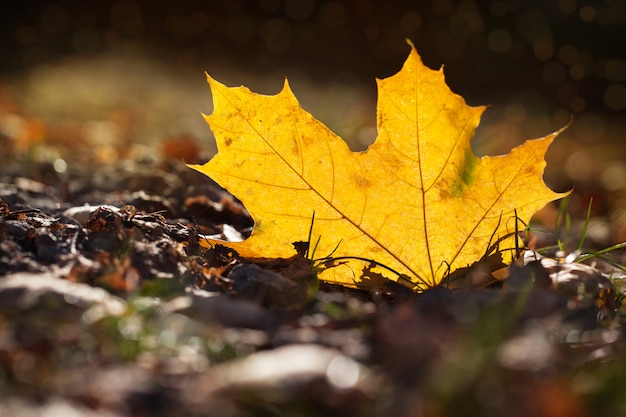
[189,43,569,291]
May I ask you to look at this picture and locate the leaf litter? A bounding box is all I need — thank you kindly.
[2,48,626,417]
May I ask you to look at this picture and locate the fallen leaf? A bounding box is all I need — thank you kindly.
[189,42,569,290]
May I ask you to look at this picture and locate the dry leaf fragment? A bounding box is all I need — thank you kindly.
[190,42,569,290]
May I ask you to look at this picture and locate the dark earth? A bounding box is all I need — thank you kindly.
[3,1,626,416]
[2,131,626,417]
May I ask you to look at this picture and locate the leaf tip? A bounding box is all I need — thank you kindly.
[280,77,300,104]
[404,38,421,61]
[204,71,218,88]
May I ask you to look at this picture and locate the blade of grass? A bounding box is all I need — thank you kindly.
[575,241,626,264]
[576,198,593,252]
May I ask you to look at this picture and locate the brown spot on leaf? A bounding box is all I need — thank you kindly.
[353,173,370,188]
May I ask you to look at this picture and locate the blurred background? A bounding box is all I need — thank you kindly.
[1,0,625,205]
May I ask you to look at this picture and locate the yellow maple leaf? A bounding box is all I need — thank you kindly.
[189,43,569,291]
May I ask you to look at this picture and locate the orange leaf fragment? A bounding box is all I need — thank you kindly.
[189,43,569,291]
